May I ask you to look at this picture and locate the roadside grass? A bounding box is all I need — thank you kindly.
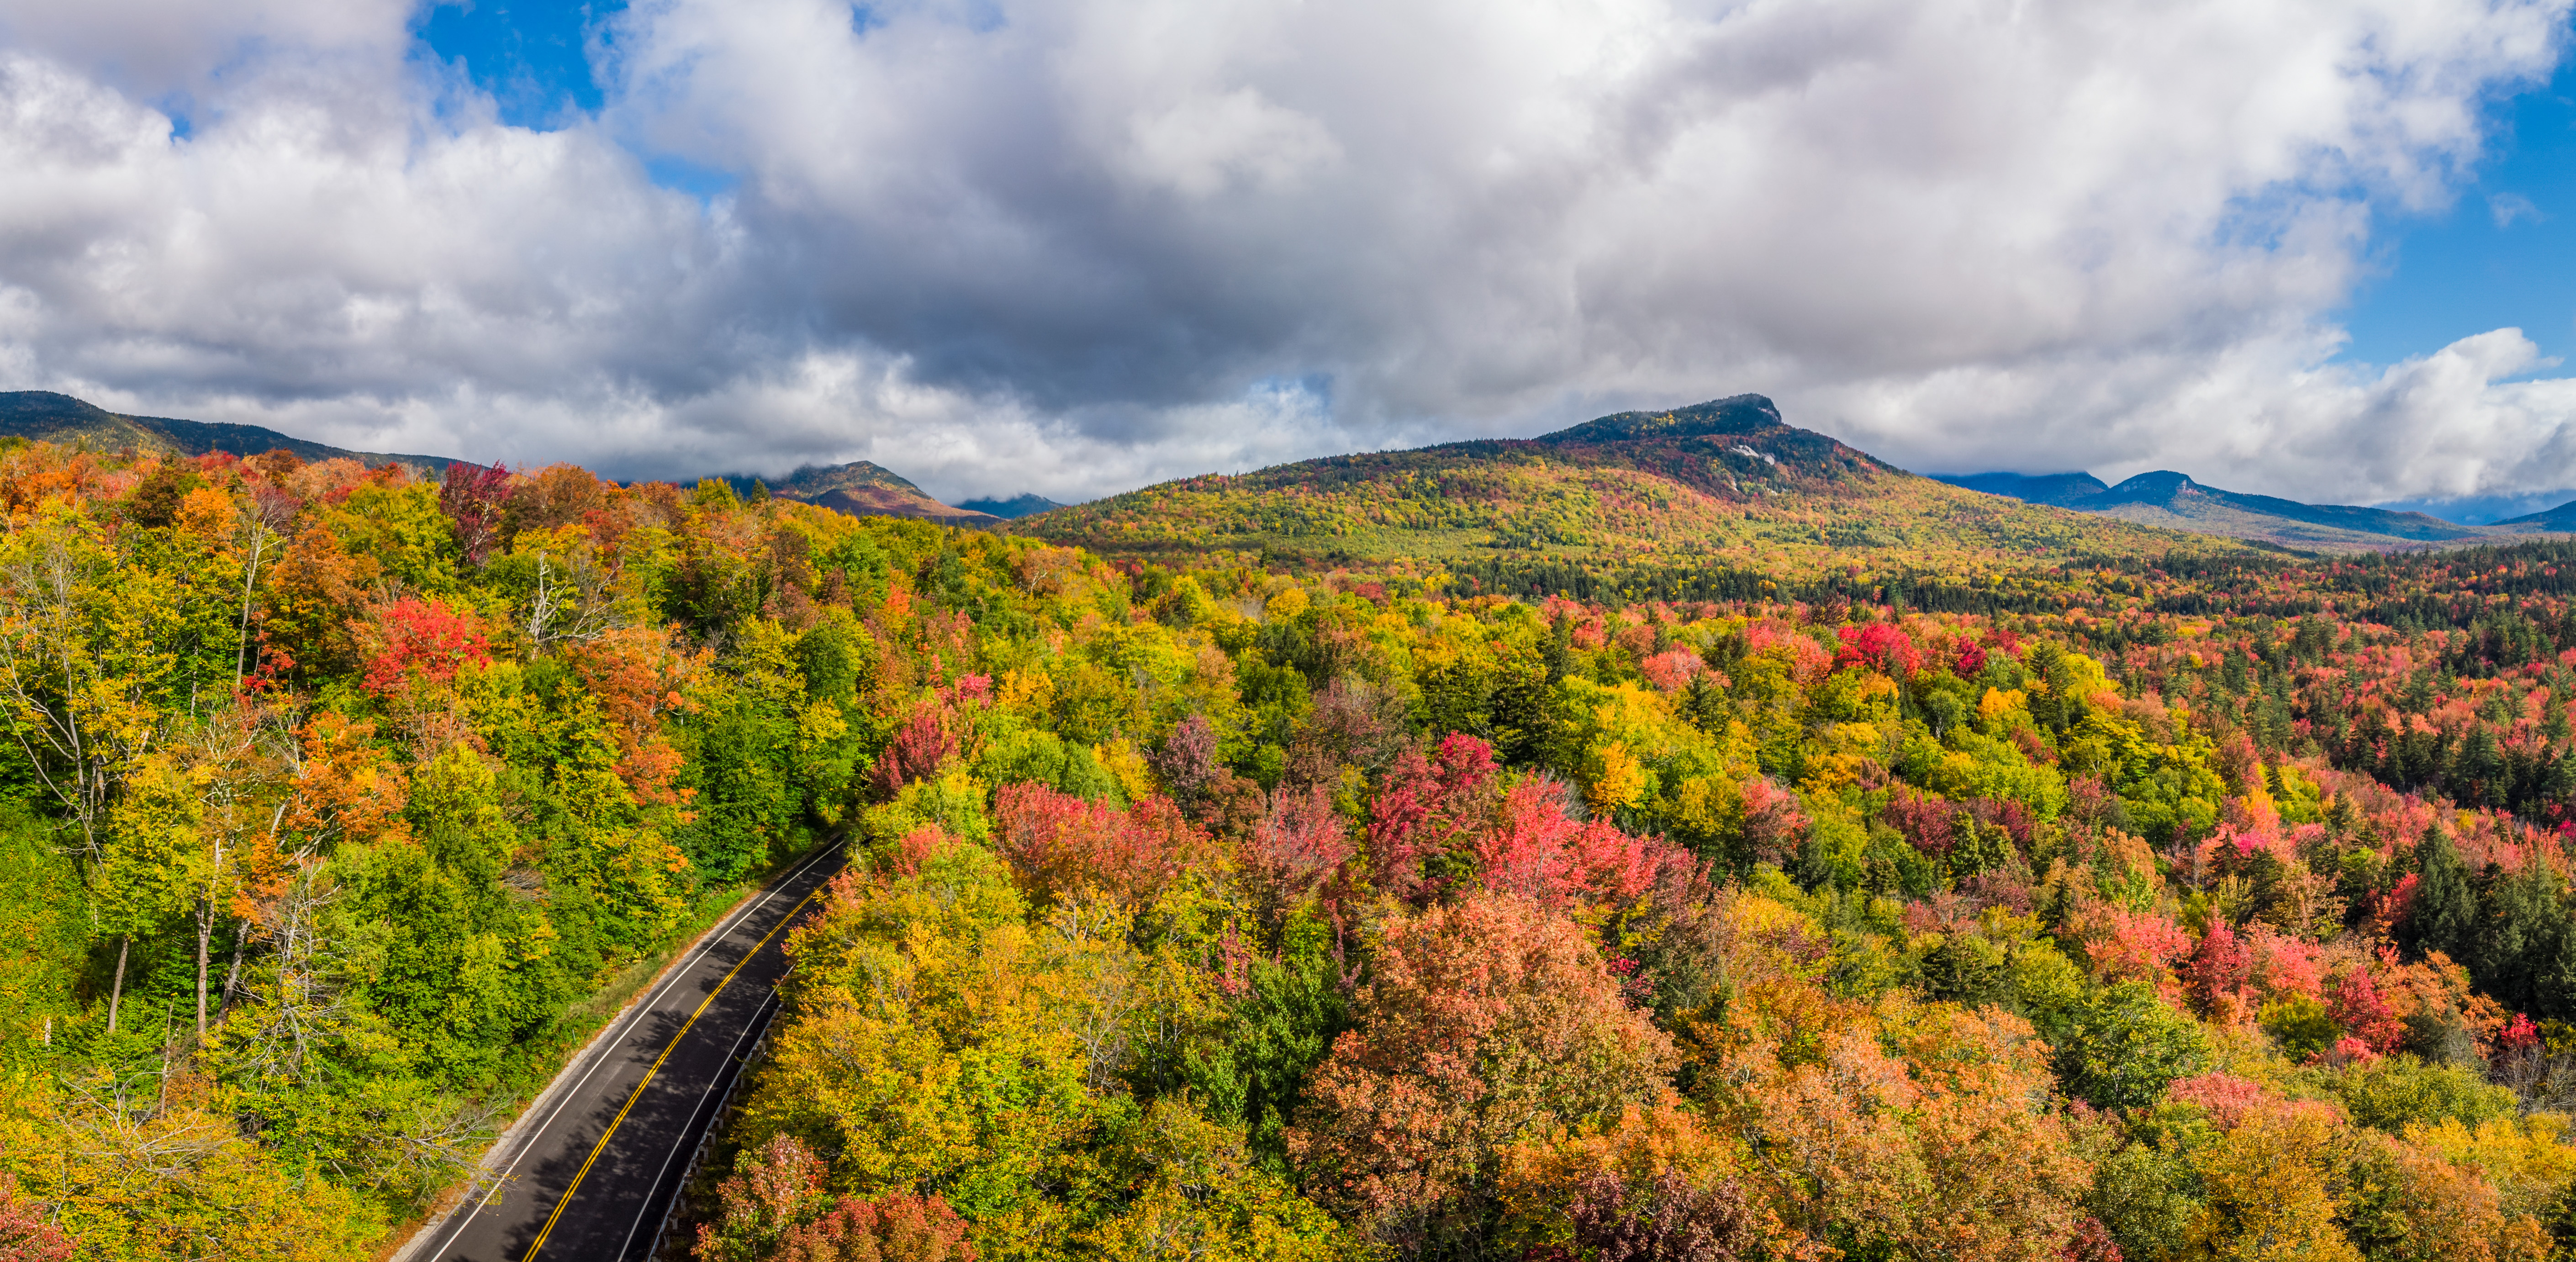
[377,841,839,1261]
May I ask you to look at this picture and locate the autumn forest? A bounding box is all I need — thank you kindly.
[15,437,2576,1262]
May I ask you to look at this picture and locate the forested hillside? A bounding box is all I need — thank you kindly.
[15,436,2576,1262]
[1011,396,2222,587]
[0,446,878,1257]
[0,392,464,480]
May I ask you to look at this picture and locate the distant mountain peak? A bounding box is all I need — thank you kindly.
[766,460,928,499]
[960,493,1067,520]
[730,458,1000,528]
[1011,391,2213,572]
[1537,394,1783,445]
[2100,470,2201,503]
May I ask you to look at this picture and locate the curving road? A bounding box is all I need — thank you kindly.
[406,842,846,1262]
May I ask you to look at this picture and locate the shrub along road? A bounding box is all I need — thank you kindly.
[407,843,846,1262]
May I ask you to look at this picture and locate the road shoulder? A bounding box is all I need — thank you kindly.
[384,847,839,1262]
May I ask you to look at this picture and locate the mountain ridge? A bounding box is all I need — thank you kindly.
[31,382,2554,557]
[1009,395,2240,584]
[2507,500,2576,530]
[0,390,468,477]
[5,389,1010,531]
[724,460,1003,528]
[1935,467,2515,550]
[1533,393,1791,445]
[1937,471,2110,506]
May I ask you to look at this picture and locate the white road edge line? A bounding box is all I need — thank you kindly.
[407,843,842,1262]
[416,847,834,1261]
[612,982,781,1261]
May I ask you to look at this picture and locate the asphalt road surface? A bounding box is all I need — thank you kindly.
[410,842,846,1262]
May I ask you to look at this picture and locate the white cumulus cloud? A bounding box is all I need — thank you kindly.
[0,0,2568,506]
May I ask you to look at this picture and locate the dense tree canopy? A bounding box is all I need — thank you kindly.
[10,438,2576,1261]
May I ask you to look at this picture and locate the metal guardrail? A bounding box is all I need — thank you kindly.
[643,968,790,1262]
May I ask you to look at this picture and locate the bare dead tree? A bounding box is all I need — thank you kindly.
[0,531,156,870]
[0,530,167,1032]
[231,486,298,689]
[219,862,494,1204]
[58,1068,226,1179]
[176,706,291,1045]
[1041,896,1150,1093]
[2492,1041,2576,1116]
[522,549,622,651]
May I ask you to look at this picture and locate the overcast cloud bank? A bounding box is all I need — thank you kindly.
[0,0,2569,505]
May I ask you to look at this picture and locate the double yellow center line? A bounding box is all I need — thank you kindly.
[518,879,830,1261]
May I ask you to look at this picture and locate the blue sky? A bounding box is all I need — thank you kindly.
[415,0,616,126]
[417,0,752,198]
[2322,49,2576,519]
[2337,56,2576,374]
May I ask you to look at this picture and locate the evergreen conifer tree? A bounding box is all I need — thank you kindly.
[2404,824,2480,963]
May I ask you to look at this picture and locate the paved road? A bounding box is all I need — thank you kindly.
[411,843,846,1262]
